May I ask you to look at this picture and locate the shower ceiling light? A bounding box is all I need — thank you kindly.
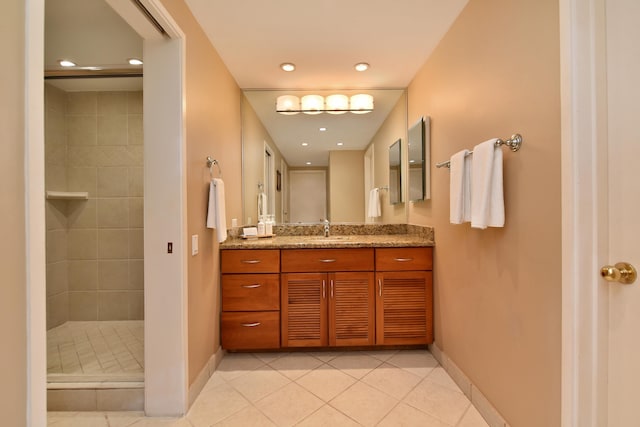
[354,62,370,72]
[280,62,296,72]
[276,94,374,115]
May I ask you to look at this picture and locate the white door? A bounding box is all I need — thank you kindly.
[289,170,326,223]
[604,0,640,424]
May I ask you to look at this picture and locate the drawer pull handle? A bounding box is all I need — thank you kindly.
[241,259,261,264]
[319,259,337,263]
[378,279,382,297]
[241,322,261,327]
[394,257,413,262]
[331,279,334,298]
[241,284,261,289]
[322,280,326,299]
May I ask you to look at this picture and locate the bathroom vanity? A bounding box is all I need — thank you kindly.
[220,226,434,351]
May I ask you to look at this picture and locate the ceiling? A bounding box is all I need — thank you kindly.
[44,0,469,166]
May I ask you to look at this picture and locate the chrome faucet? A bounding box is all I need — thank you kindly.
[324,219,330,237]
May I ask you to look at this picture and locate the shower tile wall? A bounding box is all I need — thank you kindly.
[45,84,144,328]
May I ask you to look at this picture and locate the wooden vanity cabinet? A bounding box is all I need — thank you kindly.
[220,249,280,350]
[375,247,434,345]
[281,249,375,348]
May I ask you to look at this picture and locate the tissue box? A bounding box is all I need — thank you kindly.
[242,227,258,237]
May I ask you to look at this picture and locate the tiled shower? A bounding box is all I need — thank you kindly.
[45,83,144,381]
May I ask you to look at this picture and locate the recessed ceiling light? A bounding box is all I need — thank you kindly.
[280,63,296,72]
[337,142,344,146]
[58,59,77,67]
[305,162,312,165]
[319,127,327,132]
[301,142,309,146]
[354,62,370,72]
[128,58,143,66]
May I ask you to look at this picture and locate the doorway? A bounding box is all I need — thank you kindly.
[289,169,327,223]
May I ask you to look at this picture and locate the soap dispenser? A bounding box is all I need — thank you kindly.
[257,215,266,236]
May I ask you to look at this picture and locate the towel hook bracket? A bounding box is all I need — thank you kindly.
[206,156,223,178]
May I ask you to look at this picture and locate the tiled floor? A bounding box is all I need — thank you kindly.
[48,349,489,426]
[47,321,144,381]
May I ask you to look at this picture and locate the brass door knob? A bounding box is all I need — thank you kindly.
[600,262,637,285]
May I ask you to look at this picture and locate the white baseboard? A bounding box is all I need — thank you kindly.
[188,346,226,407]
[429,343,510,427]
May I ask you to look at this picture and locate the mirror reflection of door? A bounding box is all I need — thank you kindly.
[263,143,276,218]
[289,170,326,223]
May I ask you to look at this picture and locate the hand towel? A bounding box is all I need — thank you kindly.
[449,149,471,224]
[471,139,504,229]
[257,192,267,218]
[367,188,381,218]
[206,178,227,242]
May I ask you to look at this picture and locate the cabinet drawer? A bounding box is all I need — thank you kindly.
[221,249,280,273]
[281,248,374,272]
[375,247,433,271]
[221,311,280,350]
[222,274,280,311]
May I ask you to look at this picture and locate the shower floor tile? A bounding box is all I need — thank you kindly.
[47,321,144,380]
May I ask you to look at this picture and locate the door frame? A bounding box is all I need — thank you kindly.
[26,0,189,421]
[560,0,610,425]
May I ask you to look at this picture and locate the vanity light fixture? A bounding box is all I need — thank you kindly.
[276,94,374,115]
[280,62,296,72]
[58,59,77,67]
[354,62,370,72]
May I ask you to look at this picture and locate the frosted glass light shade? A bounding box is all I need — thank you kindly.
[325,94,349,114]
[301,95,324,115]
[276,95,300,115]
[350,94,374,114]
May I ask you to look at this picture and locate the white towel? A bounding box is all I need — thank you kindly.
[367,188,381,218]
[449,149,471,224]
[257,192,267,218]
[471,139,504,229]
[206,178,227,242]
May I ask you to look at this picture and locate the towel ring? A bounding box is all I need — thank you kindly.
[206,156,223,178]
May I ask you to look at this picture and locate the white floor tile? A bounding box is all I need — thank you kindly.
[297,405,361,427]
[386,349,439,378]
[213,405,276,427]
[228,365,290,402]
[403,378,471,425]
[377,402,453,427]
[329,381,398,426]
[266,353,324,380]
[295,363,357,401]
[255,382,324,426]
[327,353,383,379]
[458,405,491,427]
[361,362,422,399]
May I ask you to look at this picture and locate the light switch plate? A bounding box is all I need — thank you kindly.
[191,234,198,256]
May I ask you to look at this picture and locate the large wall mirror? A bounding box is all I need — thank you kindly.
[241,89,407,225]
[408,116,431,201]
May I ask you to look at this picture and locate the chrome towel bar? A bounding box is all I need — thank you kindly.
[435,134,523,169]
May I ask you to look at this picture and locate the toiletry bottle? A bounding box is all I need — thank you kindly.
[257,216,266,236]
[265,214,273,236]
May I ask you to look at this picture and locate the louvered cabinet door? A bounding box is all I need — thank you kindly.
[329,272,375,346]
[281,273,328,347]
[375,271,433,345]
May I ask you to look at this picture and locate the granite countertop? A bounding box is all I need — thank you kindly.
[220,224,434,249]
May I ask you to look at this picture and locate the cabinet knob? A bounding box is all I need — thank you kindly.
[601,262,637,284]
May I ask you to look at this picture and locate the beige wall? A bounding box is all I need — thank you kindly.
[45,86,145,327]
[329,150,365,222]
[408,0,561,426]
[158,0,243,386]
[0,0,27,424]
[368,91,408,224]
[241,94,286,225]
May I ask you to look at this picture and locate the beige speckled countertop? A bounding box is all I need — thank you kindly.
[220,224,434,249]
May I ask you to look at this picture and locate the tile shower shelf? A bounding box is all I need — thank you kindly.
[45,191,89,200]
